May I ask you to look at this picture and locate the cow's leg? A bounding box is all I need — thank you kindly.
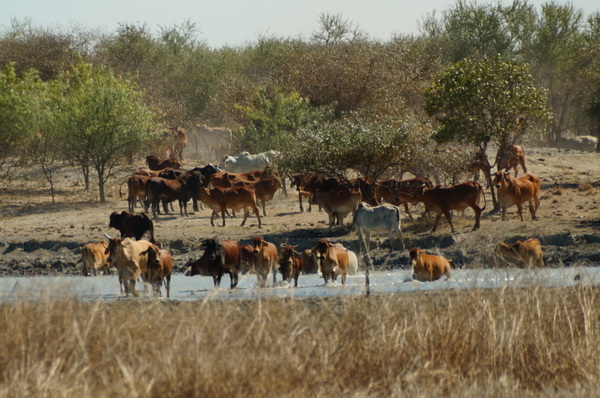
[230,272,239,289]
[431,213,443,232]
[298,193,304,212]
[528,199,537,220]
[240,208,250,226]
[442,210,456,232]
[261,200,267,217]
[402,202,414,221]
[221,210,227,227]
[272,263,277,285]
[472,205,482,231]
[251,206,262,228]
[516,203,525,221]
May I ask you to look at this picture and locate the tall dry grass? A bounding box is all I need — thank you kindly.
[0,287,598,397]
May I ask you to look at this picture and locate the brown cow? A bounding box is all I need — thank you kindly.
[301,249,320,274]
[81,241,109,276]
[198,186,262,227]
[186,239,242,288]
[377,177,433,220]
[414,181,485,233]
[231,177,282,216]
[145,171,202,217]
[409,248,452,282]
[279,243,303,287]
[311,239,350,285]
[252,236,279,287]
[210,167,278,188]
[310,188,361,227]
[495,238,544,268]
[145,155,183,171]
[121,175,151,212]
[497,145,527,177]
[492,171,541,221]
[141,244,173,297]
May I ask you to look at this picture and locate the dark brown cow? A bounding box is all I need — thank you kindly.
[186,238,241,289]
[310,188,361,227]
[109,211,155,243]
[141,244,173,297]
[145,171,202,217]
[252,236,278,287]
[279,243,302,287]
[492,171,541,221]
[497,145,527,177]
[376,177,434,220]
[145,155,183,171]
[414,181,485,233]
[198,186,262,227]
[410,248,452,282]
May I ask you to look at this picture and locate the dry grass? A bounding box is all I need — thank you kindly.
[0,287,598,397]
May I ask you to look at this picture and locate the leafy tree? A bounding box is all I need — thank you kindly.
[0,64,27,167]
[425,55,552,208]
[60,63,158,202]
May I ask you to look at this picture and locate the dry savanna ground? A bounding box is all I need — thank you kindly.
[0,145,599,275]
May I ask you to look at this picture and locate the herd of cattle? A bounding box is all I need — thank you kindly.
[76,137,555,297]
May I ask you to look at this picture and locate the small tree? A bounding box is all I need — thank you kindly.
[425,55,552,209]
[61,63,158,202]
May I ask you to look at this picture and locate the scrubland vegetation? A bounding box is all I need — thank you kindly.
[0,287,598,396]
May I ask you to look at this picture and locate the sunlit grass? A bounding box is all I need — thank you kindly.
[0,287,598,396]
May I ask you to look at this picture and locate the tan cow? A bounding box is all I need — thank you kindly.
[311,239,350,285]
[495,238,544,268]
[198,186,262,227]
[497,145,527,177]
[310,188,362,227]
[409,248,452,282]
[493,171,541,221]
[141,244,173,297]
[252,236,278,287]
[81,241,109,276]
[104,237,154,297]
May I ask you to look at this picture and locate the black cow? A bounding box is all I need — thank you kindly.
[145,170,202,217]
[108,211,155,243]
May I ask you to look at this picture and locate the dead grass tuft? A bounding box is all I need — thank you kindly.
[0,287,598,396]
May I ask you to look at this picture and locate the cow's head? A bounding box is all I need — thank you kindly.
[492,171,511,189]
[202,238,222,262]
[279,243,300,282]
[409,247,422,261]
[252,236,268,254]
[104,237,122,266]
[108,211,122,229]
[312,239,333,260]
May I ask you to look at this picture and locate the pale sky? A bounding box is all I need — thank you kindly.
[2,0,599,48]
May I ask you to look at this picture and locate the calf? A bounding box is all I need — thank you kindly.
[353,202,404,254]
[141,244,173,297]
[252,236,278,287]
[495,238,544,268]
[278,243,303,287]
[198,186,262,228]
[104,237,154,297]
[414,181,485,233]
[109,211,155,243]
[311,239,350,285]
[81,241,109,276]
[409,248,452,282]
[493,171,541,221]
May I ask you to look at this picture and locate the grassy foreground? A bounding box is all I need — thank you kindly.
[0,287,598,397]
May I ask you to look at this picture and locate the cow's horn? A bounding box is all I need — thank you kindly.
[103,233,112,240]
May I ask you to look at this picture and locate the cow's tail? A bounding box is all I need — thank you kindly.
[119,178,129,199]
[479,183,487,211]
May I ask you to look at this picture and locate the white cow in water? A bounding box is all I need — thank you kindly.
[219,150,280,173]
[187,124,233,161]
[353,202,405,254]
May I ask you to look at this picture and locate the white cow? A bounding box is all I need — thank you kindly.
[219,151,280,173]
[353,202,405,254]
[556,135,598,152]
[187,124,233,161]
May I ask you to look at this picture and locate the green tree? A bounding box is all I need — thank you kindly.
[0,64,27,167]
[60,63,158,202]
[425,56,552,208]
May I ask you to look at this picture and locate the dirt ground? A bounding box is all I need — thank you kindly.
[0,146,599,277]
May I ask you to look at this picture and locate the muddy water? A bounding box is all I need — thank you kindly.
[1,266,599,303]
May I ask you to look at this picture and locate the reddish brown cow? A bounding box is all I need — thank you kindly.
[121,175,151,212]
[198,186,262,227]
[492,171,541,221]
[278,243,303,287]
[311,239,350,285]
[231,177,283,216]
[81,241,109,276]
[145,155,183,171]
[186,238,241,289]
[141,244,173,297]
[252,236,279,287]
[377,177,434,220]
[414,181,485,233]
[497,145,527,177]
[210,167,278,189]
[145,171,202,217]
[410,248,452,282]
[310,188,361,227]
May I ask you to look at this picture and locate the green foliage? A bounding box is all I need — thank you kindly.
[279,117,431,182]
[425,55,552,149]
[233,86,332,153]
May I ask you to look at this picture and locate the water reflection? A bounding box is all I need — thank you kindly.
[1,266,598,303]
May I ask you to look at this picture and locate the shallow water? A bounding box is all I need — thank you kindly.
[1,266,599,303]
